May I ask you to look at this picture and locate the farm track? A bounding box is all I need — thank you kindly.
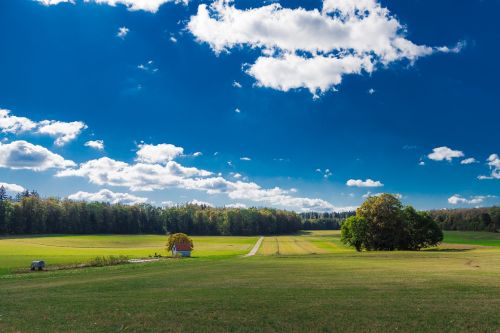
[245,237,264,257]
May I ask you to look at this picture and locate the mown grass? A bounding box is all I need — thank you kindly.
[443,231,500,247]
[1,231,499,332]
[1,246,499,332]
[0,235,257,275]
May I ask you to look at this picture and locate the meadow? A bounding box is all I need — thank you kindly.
[0,231,499,332]
[0,235,257,276]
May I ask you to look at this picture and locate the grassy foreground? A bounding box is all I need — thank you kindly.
[0,231,499,332]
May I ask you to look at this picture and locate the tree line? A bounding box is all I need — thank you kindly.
[427,207,499,232]
[300,211,355,230]
[0,188,302,236]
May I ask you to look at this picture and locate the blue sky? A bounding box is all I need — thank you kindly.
[0,0,498,211]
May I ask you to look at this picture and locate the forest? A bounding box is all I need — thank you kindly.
[299,211,354,230]
[0,189,302,236]
[0,188,498,235]
[428,207,499,232]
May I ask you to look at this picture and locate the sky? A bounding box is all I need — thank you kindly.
[0,0,498,211]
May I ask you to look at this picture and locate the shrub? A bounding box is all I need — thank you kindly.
[88,255,129,267]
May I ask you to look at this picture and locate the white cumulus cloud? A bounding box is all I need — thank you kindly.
[188,0,460,96]
[460,157,478,165]
[85,140,104,150]
[0,140,75,171]
[0,109,37,134]
[68,189,148,205]
[189,199,213,207]
[447,194,495,205]
[427,146,464,161]
[0,182,26,193]
[56,149,349,212]
[478,153,500,180]
[37,120,87,146]
[0,108,86,146]
[346,178,383,187]
[136,143,184,164]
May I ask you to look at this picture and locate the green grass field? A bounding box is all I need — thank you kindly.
[443,231,500,247]
[0,235,257,275]
[1,231,499,332]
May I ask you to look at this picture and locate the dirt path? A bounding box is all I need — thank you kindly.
[245,237,264,257]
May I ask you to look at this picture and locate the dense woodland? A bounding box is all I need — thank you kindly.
[428,207,499,232]
[0,188,498,235]
[0,189,302,235]
[300,211,354,230]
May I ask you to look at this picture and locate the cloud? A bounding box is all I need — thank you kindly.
[188,0,459,96]
[136,143,184,164]
[427,146,464,161]
[56,150,348,212]
[0,109,37,134]
[460,157,478,165]
[68,189,148,205]
[346,178,383,187]
[169,36,177,43]
[0,140,75,171]
[85,140,104,150]
[37,120,87,146]
[448,194,495,205]
[35,0,73,5]
[232,81,242,88]
[0,108,86,146]
[189,199,213,207]
[234,108,241,113]
[0,182,26,193]
[478,153,500,180]
[117,26,129,39]
[35,0,187,13]
[368,88,376,95]
[240,157,251,161]
[193,151,203,157]
[56,157,212,191]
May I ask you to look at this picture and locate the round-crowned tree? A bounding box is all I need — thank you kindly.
[167,233,193,252]
[341,194,443,251]
[340,216,368,251]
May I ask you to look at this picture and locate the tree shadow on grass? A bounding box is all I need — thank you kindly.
[424,248,473,252]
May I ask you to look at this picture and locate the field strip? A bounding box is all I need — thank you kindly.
[6,241,161,249]
[245,237,264,257]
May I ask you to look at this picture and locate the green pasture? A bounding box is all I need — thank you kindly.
[0,231,500,332]
[443,231,500,247]
[0,235,257,275]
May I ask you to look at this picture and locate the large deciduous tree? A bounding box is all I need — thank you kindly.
[341,194,443,251]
